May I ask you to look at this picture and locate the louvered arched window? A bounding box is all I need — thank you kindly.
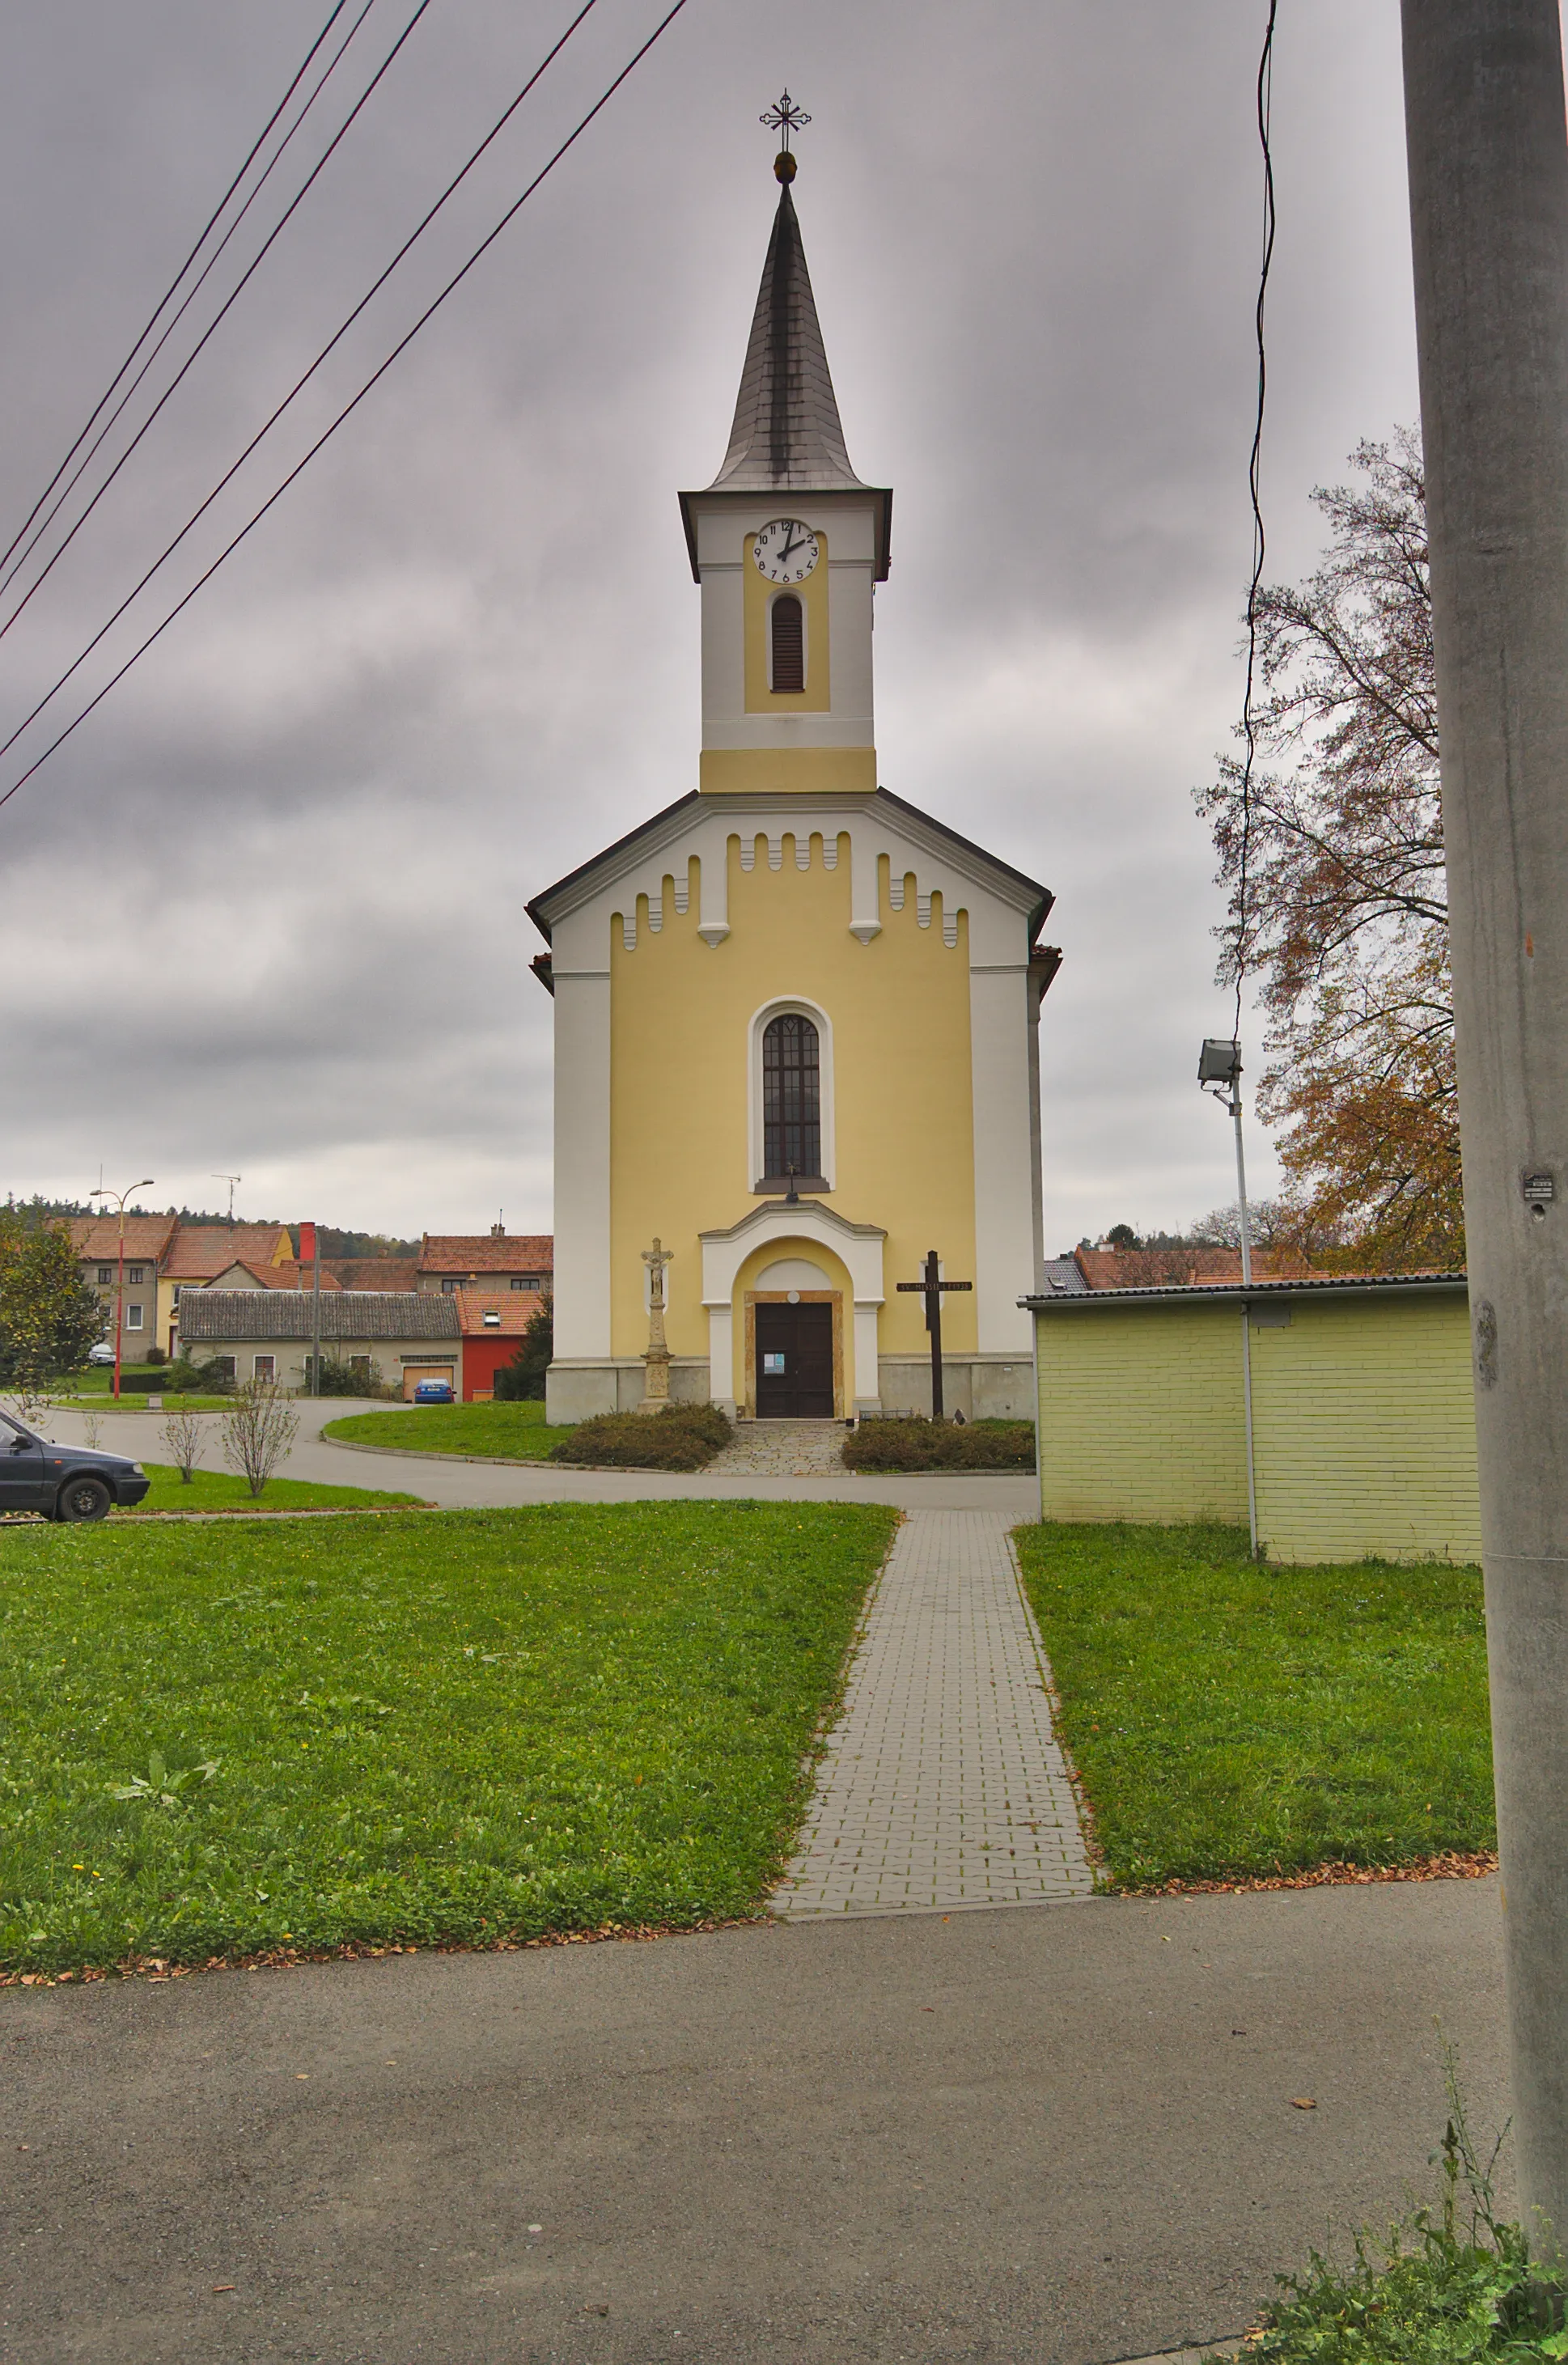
[762,1012,820,1179]
[770,594,804,693]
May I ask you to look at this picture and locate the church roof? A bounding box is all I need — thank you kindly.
[680,172,891,580]
[710,181,866,497]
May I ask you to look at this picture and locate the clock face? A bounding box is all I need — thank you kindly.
[752,518,820,583]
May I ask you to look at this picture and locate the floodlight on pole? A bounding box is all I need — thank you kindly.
[1197,1040,1258,1555]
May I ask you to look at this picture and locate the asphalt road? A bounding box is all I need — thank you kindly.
[32,1400,1040,1515]
[2,1878,1507,2365]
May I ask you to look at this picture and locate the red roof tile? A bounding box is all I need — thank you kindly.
[163,1223,293,1280]
[69,1214,180,1263]
[419,1233,553,1276]
[455,1289,545,1337]
[322,1259,420,1291]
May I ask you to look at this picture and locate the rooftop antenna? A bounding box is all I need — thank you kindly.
[214,1173,241,1228]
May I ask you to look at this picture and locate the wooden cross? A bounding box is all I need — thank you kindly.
[896,1250,973,1420]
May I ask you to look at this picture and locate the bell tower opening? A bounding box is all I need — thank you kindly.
[769,594,804,693]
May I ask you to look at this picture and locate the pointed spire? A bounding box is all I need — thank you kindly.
[708,178,867,494]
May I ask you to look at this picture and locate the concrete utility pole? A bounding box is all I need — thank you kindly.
[1401,0,1568,2260]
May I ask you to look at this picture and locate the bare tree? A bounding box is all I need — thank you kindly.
[1197,431,1460,1269]
[221,1383,299,1499]
[161,1406,205,1485]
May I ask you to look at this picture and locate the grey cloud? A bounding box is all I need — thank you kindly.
[0,0,1416,1240]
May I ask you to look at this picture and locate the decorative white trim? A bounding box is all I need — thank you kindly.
[746,995,835,1190]
[698,1199,886,1405]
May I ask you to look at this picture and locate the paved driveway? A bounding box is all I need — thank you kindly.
[30,1400,1039,1515]
[2,1880,1507,2365]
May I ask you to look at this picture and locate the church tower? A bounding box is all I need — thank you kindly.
[679,146,889,804]
[529,115,1059,1425]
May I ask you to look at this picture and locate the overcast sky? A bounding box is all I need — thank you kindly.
[0,0,1419,1246]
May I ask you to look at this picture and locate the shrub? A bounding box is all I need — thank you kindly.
[220,1381,300,1498]
[306,1353,393,1397]
[549,1401,732,1470]
[494,1299,553,1401]
[144,1344,167,1367]
[842,1416,1035,1472]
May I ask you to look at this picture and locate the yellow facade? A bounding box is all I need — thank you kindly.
[1036,1303,1249,1526]
[608,829,977,1385]
[1249,1295,1481,1563]
[1033,1286,1481,1564]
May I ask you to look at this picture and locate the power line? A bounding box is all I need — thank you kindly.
[1233,0,1277,1041]
[0,0,356,585]
[0,0,433,642]
[0,0,388,617]
[0,0,601,767]
[0,0,693,816]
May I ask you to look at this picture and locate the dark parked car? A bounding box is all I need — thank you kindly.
[412,1379,455,1405]
[0,1409,150,1521]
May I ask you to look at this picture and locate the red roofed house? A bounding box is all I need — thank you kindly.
[69,1213,179,1363]
[456,1290,547,1401]
[157,1223,295,1357]
[417,1227,553,1298]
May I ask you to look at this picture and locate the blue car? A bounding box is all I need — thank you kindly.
[413,1379,455,1405]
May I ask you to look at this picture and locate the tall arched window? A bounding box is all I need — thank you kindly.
[762,1012,820,1179]
[770,594,804,693]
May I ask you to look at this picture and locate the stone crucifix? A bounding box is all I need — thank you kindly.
[640,1237,674,1411]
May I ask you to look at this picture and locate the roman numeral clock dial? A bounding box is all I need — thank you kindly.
[752,518,820,583]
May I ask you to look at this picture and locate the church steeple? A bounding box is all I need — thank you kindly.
[679,110,891,797]
[708,177,867,497]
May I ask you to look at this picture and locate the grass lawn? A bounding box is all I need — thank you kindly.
[0,1500,895,1974]
[1015,1520,1495,1890]
[323,1401,566,1460]
[125,1464,427,1515]
[50,1393,235,1415]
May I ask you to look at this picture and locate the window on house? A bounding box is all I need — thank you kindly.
[441,1278,460,1294]
[763,1012,821,1179]
[212,1355,236,1383]
[127,1266,146,1284]
[126,1303,143,1330]
[253,1354,275,1384]
[349,1354,371,1375]
[511,1275,540,1291]
[770,594,804,693]
[97,1265,112,1285]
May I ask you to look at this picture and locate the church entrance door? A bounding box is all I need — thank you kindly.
[755,1301,835,1418]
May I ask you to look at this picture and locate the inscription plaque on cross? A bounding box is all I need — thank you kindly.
[896,1249,973,1420]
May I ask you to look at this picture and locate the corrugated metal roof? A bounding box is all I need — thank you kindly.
[179,1291,460,1341]
[1022,1270,1468,1311]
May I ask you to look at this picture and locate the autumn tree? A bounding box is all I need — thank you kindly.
[1197,430,1460,1269]
[0,1209,104,1394]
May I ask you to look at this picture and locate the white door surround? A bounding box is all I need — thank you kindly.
[699,1200,886,1413]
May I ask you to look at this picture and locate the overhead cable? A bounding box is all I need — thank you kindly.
[0,0,601,761]
[0,0,357,585]
[0,0,433,638]
[0,0,693,814]
[1233,0,1278,1039]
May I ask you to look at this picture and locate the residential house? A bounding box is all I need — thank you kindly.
[1038,1244,1298,1296]
[178,1290,461,1397]
[69,1214,178,1362]
[456,1290,546,1401]
[417,1228,553,1298]
[157,1223,294,1357]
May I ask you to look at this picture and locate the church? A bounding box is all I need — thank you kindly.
[528,134,1059,1426]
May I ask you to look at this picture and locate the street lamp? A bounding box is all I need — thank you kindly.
[88,1178,153,1402]
[1197,1039,1258,1556]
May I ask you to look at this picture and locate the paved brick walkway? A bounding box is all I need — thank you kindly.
[773,1508,1095,1917]
[707,1418,850,1477]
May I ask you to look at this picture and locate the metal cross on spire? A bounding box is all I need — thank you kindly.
[761,90,810,182]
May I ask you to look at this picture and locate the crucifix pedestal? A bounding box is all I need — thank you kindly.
[639,1237,674,1413]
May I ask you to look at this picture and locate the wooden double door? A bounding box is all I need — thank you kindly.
[755,1300,836,1418]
